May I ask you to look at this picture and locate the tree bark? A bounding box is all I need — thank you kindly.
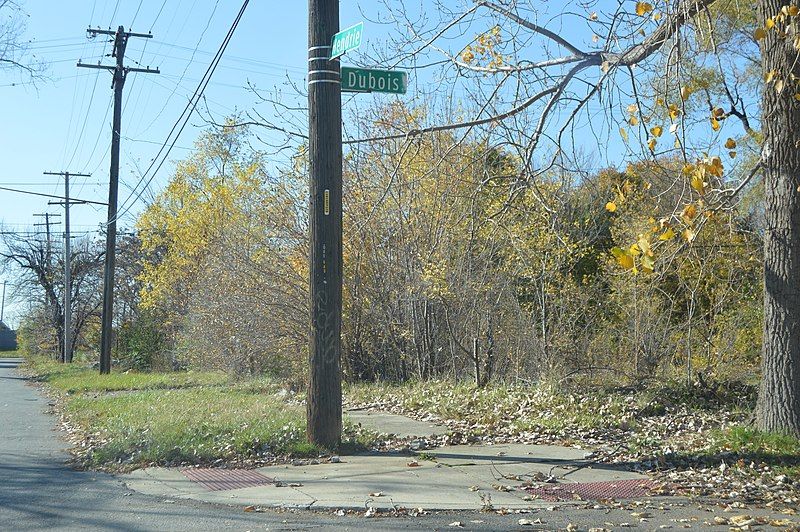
[757,0,800,435]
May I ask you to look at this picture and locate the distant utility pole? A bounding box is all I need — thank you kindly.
[78,26,159,374]
[1,281,6,323]
[33,212,61,267]
[45,170,91,364]
[307,0,343,448]
[33,212,62,359]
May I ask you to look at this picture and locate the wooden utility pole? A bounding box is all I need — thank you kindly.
[33,212,62,360]
[33,212,61,267]
[78,26,159,374]
[307,0,343,448]
[45,170,91,364]
[1,281,6,323]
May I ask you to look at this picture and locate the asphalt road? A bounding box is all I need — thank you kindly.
[0,358,790,531]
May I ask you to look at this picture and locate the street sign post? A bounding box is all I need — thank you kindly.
[341,67,407,94]
[330,22,363,59]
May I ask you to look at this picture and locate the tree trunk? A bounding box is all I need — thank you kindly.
[757,0,800,435]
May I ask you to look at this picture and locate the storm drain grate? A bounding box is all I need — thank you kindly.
[525,479,658,501]
[181,468,275,492]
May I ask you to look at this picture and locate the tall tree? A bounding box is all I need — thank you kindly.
[756,0,800,434]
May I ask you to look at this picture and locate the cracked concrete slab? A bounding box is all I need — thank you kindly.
[345,409,448,437]
[122,442,652,511]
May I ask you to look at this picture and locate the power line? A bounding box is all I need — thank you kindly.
[150,1,168,33]
[128,0,220,139]
[130,0,144,28]
[128,45,307,75]
[110,0,121,22]
[125,0,190,138]
[114,0,251,222]
[147,39,308,74]
[0,186,107,206]
[0,182,102,186]
[64,71,102,170]
[77,93,114,179]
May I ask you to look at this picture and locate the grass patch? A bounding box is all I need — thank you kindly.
[24,357,228,393]
[23,357,373,469]
[677,427,800,480]
[67,386,317,469]
[710,426,800,458]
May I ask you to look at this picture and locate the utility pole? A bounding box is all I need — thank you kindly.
[1,280,6,323]
[307,0,343,448]
[45,170,91,364]
[78,26,159,374]
[33,212,62,360]
[33,212,61,267]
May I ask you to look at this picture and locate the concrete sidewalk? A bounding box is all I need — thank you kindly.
[346,408,448,438]
[122,442,657,511]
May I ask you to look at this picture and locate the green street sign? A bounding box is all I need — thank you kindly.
[330,22,363,59]
[341,67,407,94]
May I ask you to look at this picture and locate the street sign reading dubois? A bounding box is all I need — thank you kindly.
[341,67,407,94]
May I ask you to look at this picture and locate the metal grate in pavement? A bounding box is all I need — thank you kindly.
[181,468,275,492]
[525,479,658,501]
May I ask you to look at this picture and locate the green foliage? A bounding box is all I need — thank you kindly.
[29,360,373,468]
[15,311,56,359]
[115,310,170,371]
[713,426,800,457]
[24,357,227,394]
[66,387,316,468]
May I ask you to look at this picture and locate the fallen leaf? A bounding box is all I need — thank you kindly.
[729,515,755,526]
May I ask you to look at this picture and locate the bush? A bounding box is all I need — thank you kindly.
[115,310,169,371]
